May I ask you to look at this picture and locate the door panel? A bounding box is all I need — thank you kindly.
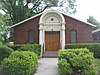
[45,31,60,51]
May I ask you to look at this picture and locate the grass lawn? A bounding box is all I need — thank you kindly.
[95,59,100,75]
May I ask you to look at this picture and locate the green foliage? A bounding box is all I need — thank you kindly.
[1,51,38,75]
[0,45,14,63]
[65,43,100,58]
[0,13,6,44]
[58,0,76,14]
[18,44,41,57]
[0,0,76,25]
[7,44,41,57]
[82,64,97,75]
[95,59,100,75]
[0,13,13,44]
[0,0,58,24]
[87,16,100,29]
[58,48,96,75]
[7,44,24,51]
[58,59,73,75]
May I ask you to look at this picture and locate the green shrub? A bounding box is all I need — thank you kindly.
[65,43,100,58]
[82,64,97,75]
[58,59,73,75]
[1,51,38,75]
[7,45,23,51]
[7,44,41,57]
[0,45,14,63]
[58,48,96,75]
[18,44,41,57]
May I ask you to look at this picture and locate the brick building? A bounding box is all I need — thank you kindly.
[12,10,95,54]
[92,28,100,43]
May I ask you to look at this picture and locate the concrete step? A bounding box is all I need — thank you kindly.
[42,51,58,58]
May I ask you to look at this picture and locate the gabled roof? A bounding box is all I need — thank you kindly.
[11,12,42,28]
[11,9,96,28]
[92,28,100,33]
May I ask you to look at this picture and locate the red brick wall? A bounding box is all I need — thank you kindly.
[64,15,93,43]
[13,14,93,44]
[14,16,40,44]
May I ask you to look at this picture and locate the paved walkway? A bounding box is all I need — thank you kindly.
[33,58,59,75]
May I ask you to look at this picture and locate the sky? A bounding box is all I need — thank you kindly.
[75,0,100,22]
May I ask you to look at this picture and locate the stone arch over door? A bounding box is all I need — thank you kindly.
[39,10,65,54]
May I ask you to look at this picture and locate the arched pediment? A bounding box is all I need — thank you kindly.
[45,16,60,23]
[39,10,65,24]
[39,10,65,31]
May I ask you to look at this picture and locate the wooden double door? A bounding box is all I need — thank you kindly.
[45,31,60,51]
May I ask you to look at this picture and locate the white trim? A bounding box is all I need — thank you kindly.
[39,10,65,24]
[39,10,65,56]
[61,12,96,27]
[92,28,100,33]
[11,9,95,28]
[11,13,42,27]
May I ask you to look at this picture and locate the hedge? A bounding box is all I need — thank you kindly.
[7,44,41,57]
[0,45,14,63]
[7,45,23,51]
[18,44,41,57]
[65,43,100,58]
[1,51,38,75]
[58,48,96,75]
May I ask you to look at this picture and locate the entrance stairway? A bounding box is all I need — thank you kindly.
[42,51,58,58]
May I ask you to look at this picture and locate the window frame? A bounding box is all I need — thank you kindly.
[28,30,35,44]
[70,30,77,43]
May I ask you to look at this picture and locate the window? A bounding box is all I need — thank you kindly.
[96,35,100,40]
[71,30,77,43]
[28,30,34,44]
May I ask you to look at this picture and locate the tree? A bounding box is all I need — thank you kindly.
[0,0,58,24]
[58,0,76,14]
[0,0,76,25]
[0,13,6,44]
[0,13,3,44]
[0,13,12,44]
[87,16,100,29]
